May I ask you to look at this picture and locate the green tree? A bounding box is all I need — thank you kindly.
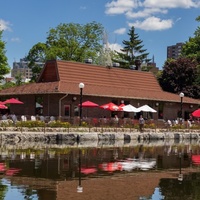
[15,72,23,86]
[0,81,15,90]
[0,31,10,80]
[182,16,200,62]
[113,26,150,69]
[180,15,200,98]
[27,21,104,81]
[158,57,200,99]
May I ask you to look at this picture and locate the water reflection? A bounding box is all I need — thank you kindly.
[178,152,183,182]
[77,148,83,193]
[0,141,199,199]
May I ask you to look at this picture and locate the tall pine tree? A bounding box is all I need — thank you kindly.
[113,26,150,70]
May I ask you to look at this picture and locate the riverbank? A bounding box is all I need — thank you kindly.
[0,127,199,146]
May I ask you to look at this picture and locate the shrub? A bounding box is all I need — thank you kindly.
[47,120,70,128]
[16,120,45,128]
[81,121,88,127]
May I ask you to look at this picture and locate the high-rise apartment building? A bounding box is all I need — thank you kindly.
[11,58,44,80]
[167,42,184,59]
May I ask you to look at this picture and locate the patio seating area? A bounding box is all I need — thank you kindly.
[0,114,199,131]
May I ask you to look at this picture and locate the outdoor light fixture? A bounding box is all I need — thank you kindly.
[79,83,85,126]
[121,100,124,104]
[179,92,184,119]
[77,149,83,193]
[155,102,159,107]
[72,97,77,102]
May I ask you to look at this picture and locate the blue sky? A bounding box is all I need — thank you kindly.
[0,0,200,74]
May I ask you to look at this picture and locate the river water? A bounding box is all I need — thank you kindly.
[0,139,200,200]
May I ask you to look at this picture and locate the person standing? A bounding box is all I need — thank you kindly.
[114,115,119,126]
[139,115,145,132]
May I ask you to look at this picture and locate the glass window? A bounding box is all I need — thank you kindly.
[64,105,70,116]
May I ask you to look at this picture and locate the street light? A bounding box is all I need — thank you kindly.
[179,92,184,120]
[79,83,85,126]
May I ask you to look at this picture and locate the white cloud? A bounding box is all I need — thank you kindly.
[105,0,139,15]
[0,19,12,31]
[11,37,20,42]
[113,28,126,35]
[143,0,199,9]
[105,0,200,16]
[126,8,168,19]
[128,16,173,31]
[80,6,86,10]
[104,0,200,32]
[175,17,182,22]
[108,42,123,52]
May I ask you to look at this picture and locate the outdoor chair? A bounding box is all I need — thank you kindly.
[40,116,45,121]
[31,116,36,121]
[21,115,27,121]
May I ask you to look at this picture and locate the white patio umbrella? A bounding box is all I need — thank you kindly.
[137,105,157,113]
[122,104,139,112]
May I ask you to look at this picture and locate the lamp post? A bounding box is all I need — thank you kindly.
[179,92,184,120]
[79,83,85,126]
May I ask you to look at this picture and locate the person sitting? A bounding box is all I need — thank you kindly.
[167,119,172,127]
[40,116,45,122]
[11,113,17,124]
[50,116,55,121]
[2,113,8,120]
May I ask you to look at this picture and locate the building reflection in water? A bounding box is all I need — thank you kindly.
[178,152,183,182]
[0,142,200,199]
[77,148,83,193]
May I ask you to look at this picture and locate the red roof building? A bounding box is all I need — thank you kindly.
[0,60,199,120]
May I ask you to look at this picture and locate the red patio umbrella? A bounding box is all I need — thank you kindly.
[192,109,200,118]
[192,155,200,165]
[78,101,99,118]
[0,104,8,109]
[78,100,99,107]
[118,103,125,109]
[3,98,23,104]
[81,167,97,174]
[99,102,123,111]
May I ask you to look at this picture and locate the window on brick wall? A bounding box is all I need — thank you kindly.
[64,105,70,116]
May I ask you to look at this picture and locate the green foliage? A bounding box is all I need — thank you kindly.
[81,121,88,127]
[16,120,45,128]
[171,124,185,129]
[182,37,200,63]
[181,15,200,91]
[0,31,10,80]
[181,15,200,62]
[48,120,70,128]
[113,26,150,69]
[15,72,23,86]
[158,57,200,99]
[0,81,15,89]
[27,22,104,81]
